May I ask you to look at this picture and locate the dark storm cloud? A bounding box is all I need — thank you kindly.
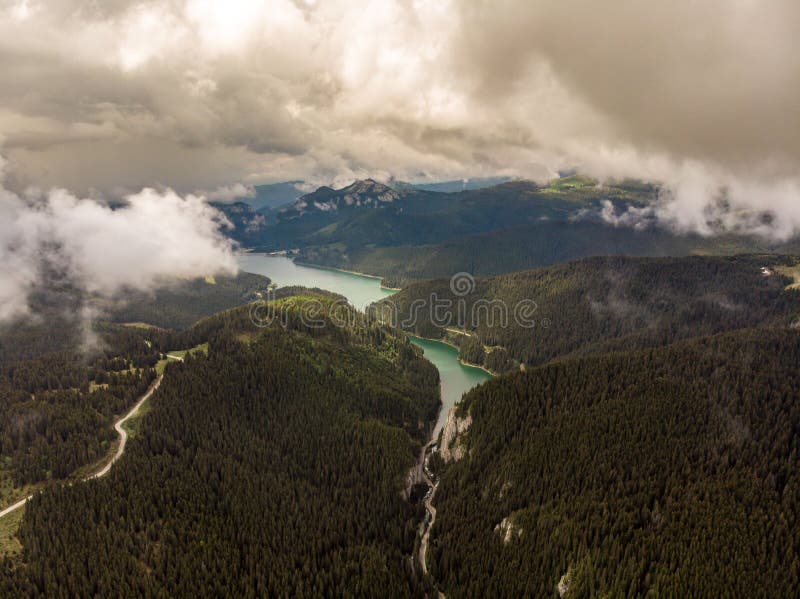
[454,0,800,177]
[0,0,798,236]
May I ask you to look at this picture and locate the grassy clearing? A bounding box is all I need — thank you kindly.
[155,358,169,375]
[0,507,24,557]
[776,264,800,289]
[0,472,41,508]
[122,399,153,439]
[236,332,259,345]
[541,175,597,193]
[89,363,143,393]
[445,327,475,338]
[166,343,209,360]
[268,295,326,308]
[120,322,158,329]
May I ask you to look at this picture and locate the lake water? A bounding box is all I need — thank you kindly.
[406,335,490,438]
[238,254,490,435]
[238,254,396,310]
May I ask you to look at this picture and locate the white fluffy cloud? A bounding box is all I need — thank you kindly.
[0,156,237,322]
[0,0,799,239]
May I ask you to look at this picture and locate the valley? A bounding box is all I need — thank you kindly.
[234,255,491,590]
[236,255,490,438]
[5,4,799,595]
[0,254,490,594]
[2,249,799,596]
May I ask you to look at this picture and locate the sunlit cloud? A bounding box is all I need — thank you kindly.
[0,0,798,238]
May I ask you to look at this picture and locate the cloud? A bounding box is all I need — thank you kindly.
[204,182,255,202]
[0,1,798,239]
[0,191,39,322]
[0,155,237,323]
[599,200,655,232]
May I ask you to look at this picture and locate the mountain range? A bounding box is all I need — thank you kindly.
[232,177,510,212]
[218,175,799,286]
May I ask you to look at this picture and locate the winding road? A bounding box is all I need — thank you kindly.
[87,374,163,480]
[0,371,167,519]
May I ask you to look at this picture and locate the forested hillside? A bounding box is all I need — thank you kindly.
[428,329,800,597]
[226,175,800,286]
[378,254,800,372]
[0,284,160,504]
[237,176,654,254]
[106,272,271,330]
[0,321,160,502]
[304,221,797,288]
[0,295,440,596]
[0,272,270,510]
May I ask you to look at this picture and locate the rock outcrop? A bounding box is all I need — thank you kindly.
[439,406,472,462]
[494,515,523,544]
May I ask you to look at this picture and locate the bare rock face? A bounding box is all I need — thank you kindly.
[287,179,401,216]
[494,516,523,544]
[557,569,572,598]
[402,446,427,501]
[497,480,513,499]
[439,407,472,462]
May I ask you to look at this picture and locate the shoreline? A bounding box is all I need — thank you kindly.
[244,251,403,290]
[239,249,404,290]
[293,260,403,290]
[408,333,497,377]
[458,357,496,376]
[241,251,498,376]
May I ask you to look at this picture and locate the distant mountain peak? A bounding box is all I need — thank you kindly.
[287,179,401,216]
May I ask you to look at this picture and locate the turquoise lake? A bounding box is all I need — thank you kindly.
[238,254,490,435]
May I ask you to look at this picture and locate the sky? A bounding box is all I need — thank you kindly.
[0,0,799,322]
[0,0,797,193]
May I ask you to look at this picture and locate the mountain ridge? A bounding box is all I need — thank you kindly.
[281,178,402,218]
